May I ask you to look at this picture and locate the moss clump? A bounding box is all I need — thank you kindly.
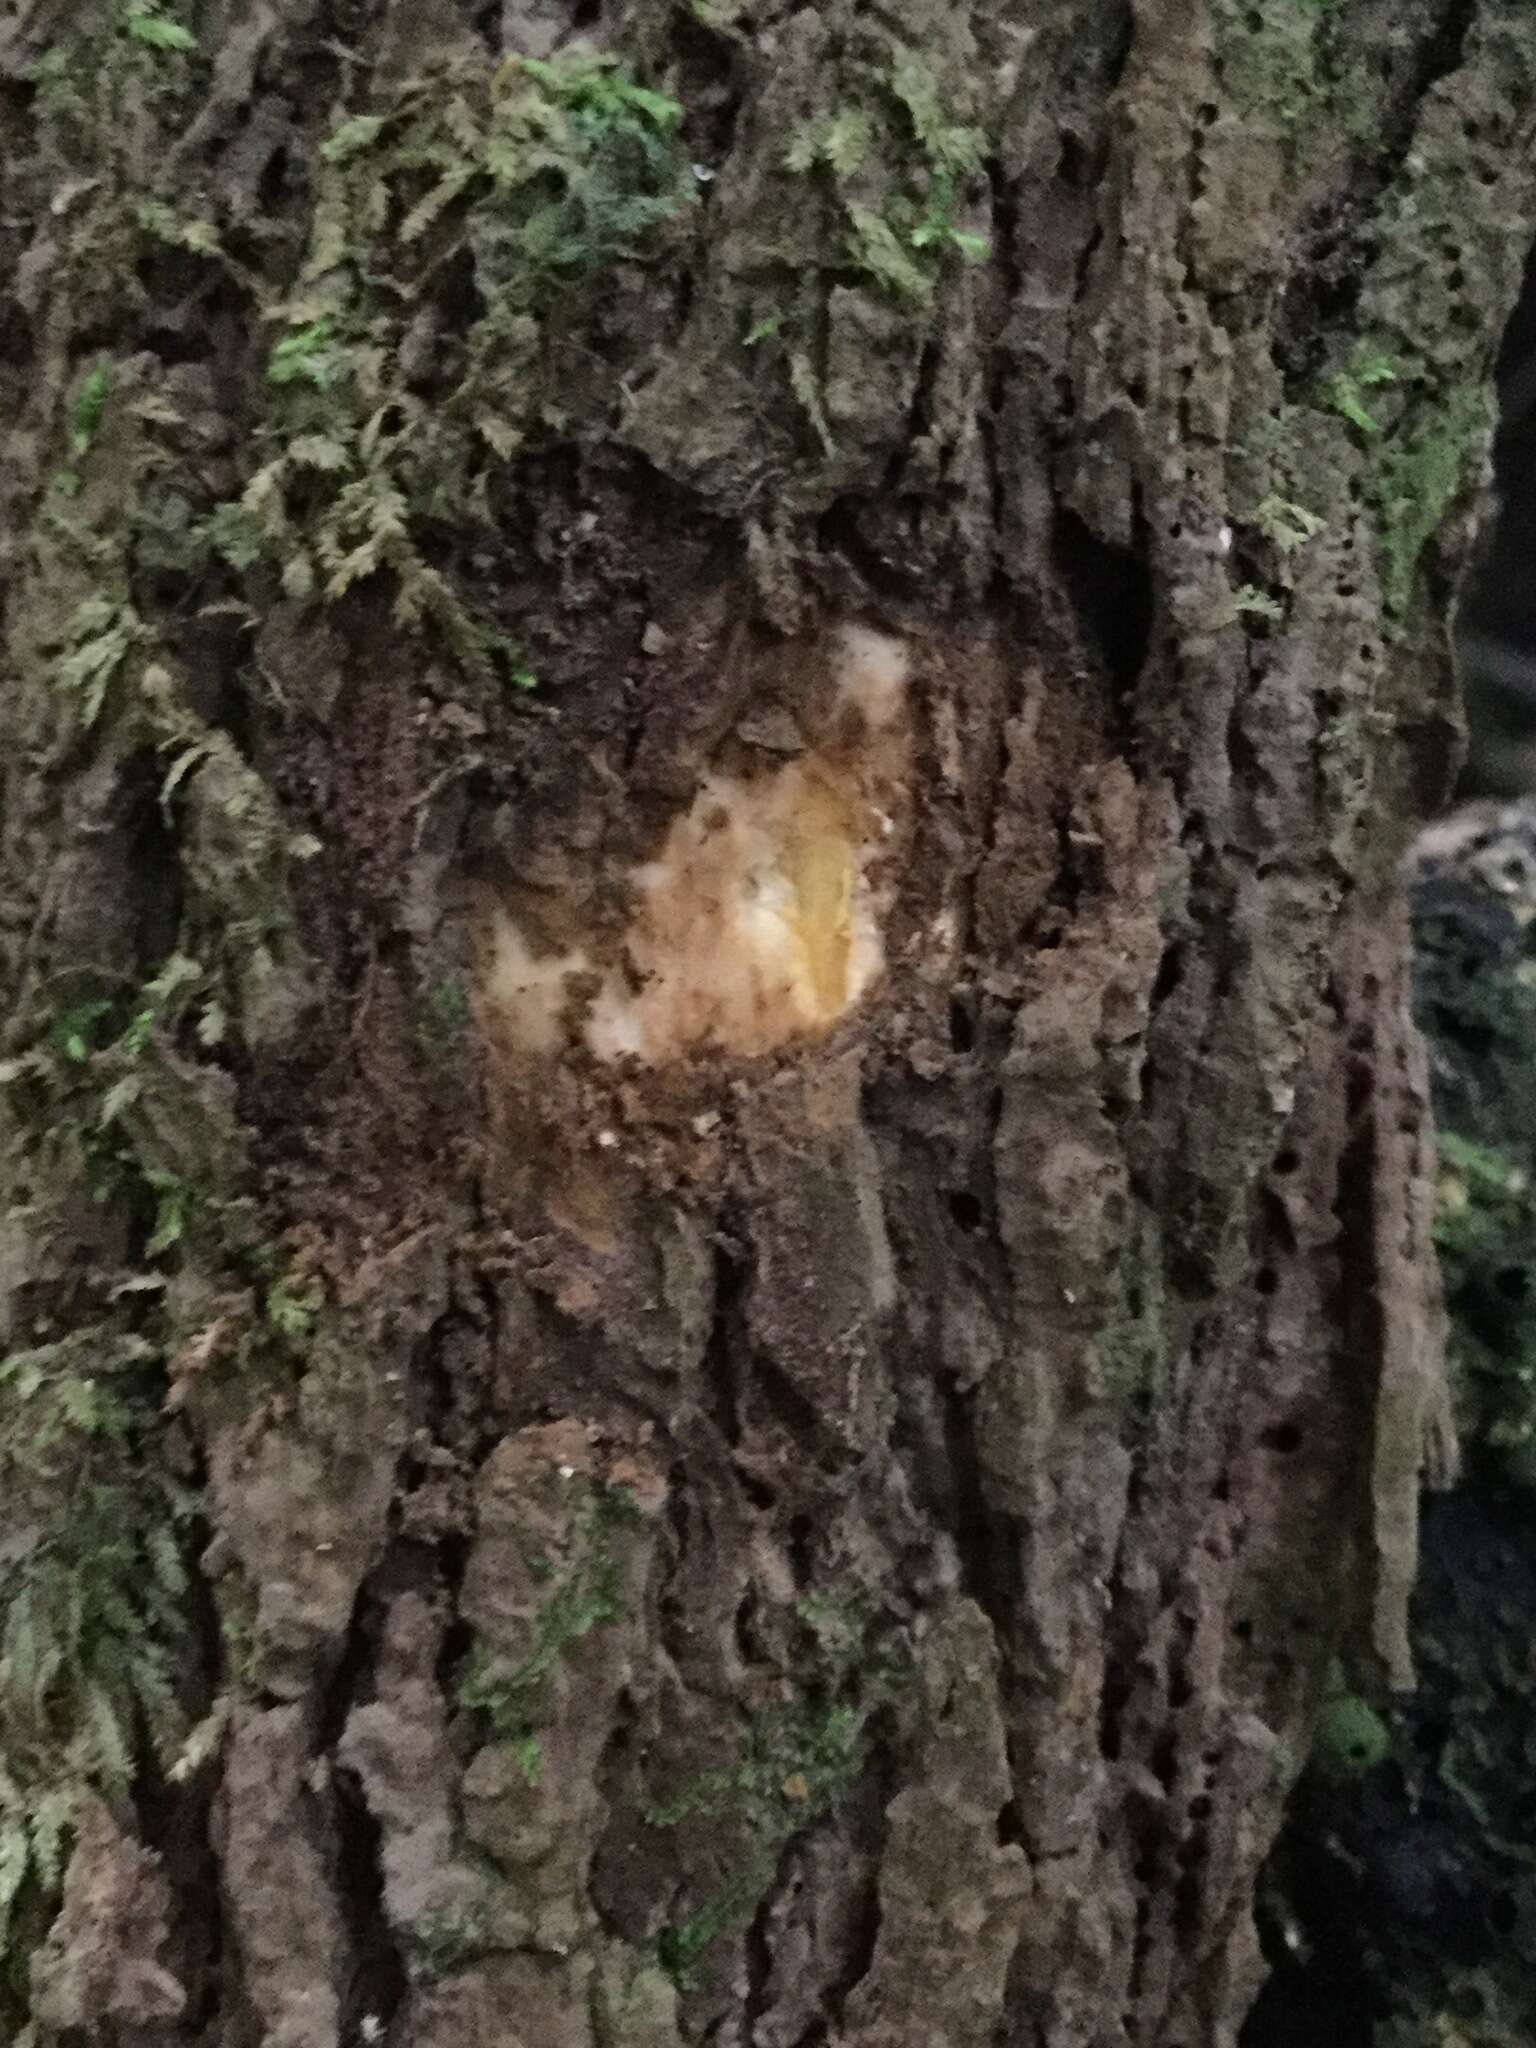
[24,32,692,778]
[456,1480,641,1745]
[783,53,988,304]
[210,52,693,688]
[1311,1689,1391,1781]
[0,1309,199,2022]
[1371,385,1492,624]
[1212,0,1326,135]
[646,1594,903,1989]
[1211,0,1362,148]
[0,947,332,2020]
[28,359,317,1032]
[22,2,206,330]
[650,1692,870,1987]
[403,1895,498,1984]
[415,976,471,1056]
[1320,343,1403,439]
[1415,821,1536,1485]
[1092,1211,1172,1419]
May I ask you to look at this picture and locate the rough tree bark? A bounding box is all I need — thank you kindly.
[1245,796,1536,2048]
[1,3,1533,2045]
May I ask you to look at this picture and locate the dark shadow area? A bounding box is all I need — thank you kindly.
[1455,238,1536,796]
[1052,504,1155,699]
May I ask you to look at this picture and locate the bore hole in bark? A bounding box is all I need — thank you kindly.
[997,1798,1025,1846]
[1272,1147,1300,1175]
[258,145,289,215]
[1052,507,1154,695]
[1151,943,1184,1007]
[332,1739,408,2036]
[1233,1617,1253,1641]
[1057,132,1091,189]
[949,995,976,1052]
[949,1191,985,1233]
[142,321,217,367]
[737,1467,776,1510]
[735,1585,764,1663]
[1255,1266,1280,1297]
[788,1513,815,1584]
[436,1617,474,1694]
[1260,1422,1303,1454]
[1413,1714,1449,1762]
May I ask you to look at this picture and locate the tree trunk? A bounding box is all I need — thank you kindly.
[1,3,1533,2045]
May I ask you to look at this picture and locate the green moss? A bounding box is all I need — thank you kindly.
[1252,494,1327,556]
[1320,343,1402,438]
[1212,0,1357,143]
[122,3,198,55]
[24,1,205,349]
[783,52,986,304]
[31,367,316,1004]
[0,1779,73,2024]
[4,963,207,1248]
[1370,384,1492,625]
[1213,0,1324,133]
[207,51,692,688]
[1299,336,1493,632]
[1092,1211,1171,1416]
[25,34,677,788]
[0,1313,199,2019]
[646,1596,902,1988]
[0,951,322,2004]
[403,1895,498,1984]
[656,1891,749,1991]
[415,976,471,1055]
[69,363,113,458]
[1311,1690,1391,1780]
[456,1481,641,1744]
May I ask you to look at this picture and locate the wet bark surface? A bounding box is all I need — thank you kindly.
[1,2,1534,2045]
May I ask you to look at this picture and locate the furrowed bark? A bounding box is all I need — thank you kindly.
[1,3,1533,2044]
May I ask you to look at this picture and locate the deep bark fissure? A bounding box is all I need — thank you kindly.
[332,1740,411,2045]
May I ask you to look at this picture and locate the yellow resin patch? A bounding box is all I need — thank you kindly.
[482,624,911,1066]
